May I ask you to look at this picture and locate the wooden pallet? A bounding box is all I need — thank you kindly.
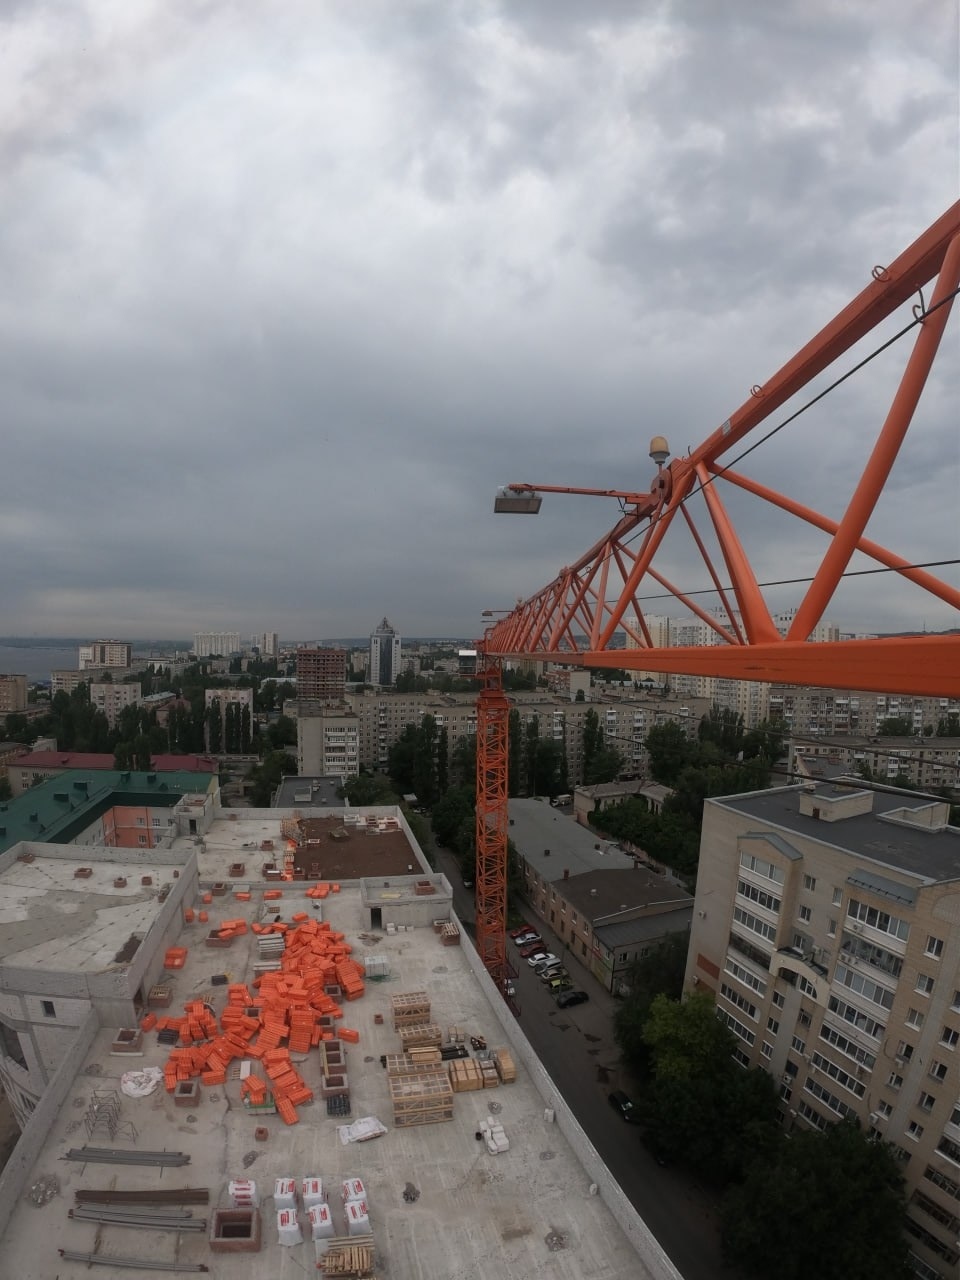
[399,1023,442,1051]
[390,992,430,1029]
[408,1046,441,1066]
[388,1067,454,1127]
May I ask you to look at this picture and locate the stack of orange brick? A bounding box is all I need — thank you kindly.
[155,917,366,1122]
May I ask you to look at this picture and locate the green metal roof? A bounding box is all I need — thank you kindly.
[0,770,215,857]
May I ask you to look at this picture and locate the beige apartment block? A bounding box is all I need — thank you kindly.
[89,681,141,727]
[78,640,131,669]
[0,675,27,715]
[685,781,960,1279]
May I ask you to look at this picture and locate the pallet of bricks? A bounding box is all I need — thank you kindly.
[390,991,430,1029]
[398,1023,442,1052]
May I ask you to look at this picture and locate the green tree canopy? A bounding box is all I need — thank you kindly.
[721,1118,910,1280]
[338,772,398,806]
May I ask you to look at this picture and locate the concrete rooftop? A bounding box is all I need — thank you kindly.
[1,874,674,1279]
[0,856,168,973]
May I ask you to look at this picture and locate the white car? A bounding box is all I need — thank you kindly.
[529,952,559,969]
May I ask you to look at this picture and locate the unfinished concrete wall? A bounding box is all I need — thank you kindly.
[0,1006,99,1241]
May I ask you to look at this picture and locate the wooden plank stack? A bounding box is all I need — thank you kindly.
[493,1048,516,1083]
[390,991,430,1028]
[439,923,460,946]
[407,1046,441,1066]
[316,1234,376,1276]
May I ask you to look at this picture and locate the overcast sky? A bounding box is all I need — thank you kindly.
[3,0,958,644]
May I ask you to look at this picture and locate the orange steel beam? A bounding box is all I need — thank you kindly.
[474,664,509,987]
[485,204,960,699]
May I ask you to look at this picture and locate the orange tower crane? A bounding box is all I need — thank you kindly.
[475,202,960,992]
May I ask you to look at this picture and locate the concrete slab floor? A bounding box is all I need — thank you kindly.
[1,883,658,1280]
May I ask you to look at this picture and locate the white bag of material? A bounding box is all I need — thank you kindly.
[337,1116,388,1145]
[120,1067,163,1097]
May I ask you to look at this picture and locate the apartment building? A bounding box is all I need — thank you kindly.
[193,631,241,658]
[296,647,346,704]
[0,675,27,715]
[297,708,360,782]
[89,681,141,727]
[791,737,960,794]
[50,670,104,695]
[770,689,960,739]
[686,780,960,1279]
[301,690,712,782]
[78,641,131,670]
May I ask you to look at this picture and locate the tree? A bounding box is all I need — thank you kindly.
[614,930,689,1075]
[722,1118,910,1280]
[387,724,418,793]
[878,716,913,736]
[641,993,780,1184]
[240,704,252,753]
[524,716,540,795]
[265,715,297,749]
[644,722,695,785]
[412,715,438,807]
[451,735,477,793]
[206,699,223,753]
[0,776,11,802]
[246,750,296,807]
[338,772,398,806]
[431,785,474,850]
[436,726,449,795]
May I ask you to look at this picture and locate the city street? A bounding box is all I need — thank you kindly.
[435,846,741,1280]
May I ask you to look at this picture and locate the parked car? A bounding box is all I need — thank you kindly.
[529,952,559,969]
[509,924,534,938]
[555,989,589,1008]
[608,1090,641,1123]
[539,965,567,983]
[513,932,540,948]
[548,975,573,993]
[518,940,545,958]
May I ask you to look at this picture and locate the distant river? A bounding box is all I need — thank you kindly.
[0,645,82,683]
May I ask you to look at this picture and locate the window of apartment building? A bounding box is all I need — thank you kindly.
[803,874,816,892]
[937,1135,960,1166]
[151,816,161,826]
[798,905,812,923]
[940,1025,959,1049]
[779,1084,792,1102]
[739,851,784,884]
[952,990,960,1012]
[897,1041,915,1062]
[732,1046,750,1068]
[888,1072,904,1090]
[923,1163,960,1200]
[138,836,147,846]
[41,1000,55,1018]
[798,1008,812,1027]
[906,1121,924,1141]
[832,887,843,906]
[760,1041,774,1059]
[736,879,782,913]
[797,975,818,999]
[929,1060,948,1083]
[924,935,944,959]
[906,1008,924,1029]
[827,918,837,936]
[771,990,785,1009]
[783,1059,799,1078]
[136,817,145,826]
[581,942,587,957]
[767,1016,780,1034]
[791,1035,805,1055]
[911,1190,960,1235]
[917,1092,937,1113]
[915,973,935,996]
[876,1100,893,1119]
[571,912,577,925]
[846,899,910,941]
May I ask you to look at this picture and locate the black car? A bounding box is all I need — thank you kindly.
[608,1089,641,1123]
[555,989,589,1008]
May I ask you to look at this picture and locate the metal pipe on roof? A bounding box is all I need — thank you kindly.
[58,1251,209,1272]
